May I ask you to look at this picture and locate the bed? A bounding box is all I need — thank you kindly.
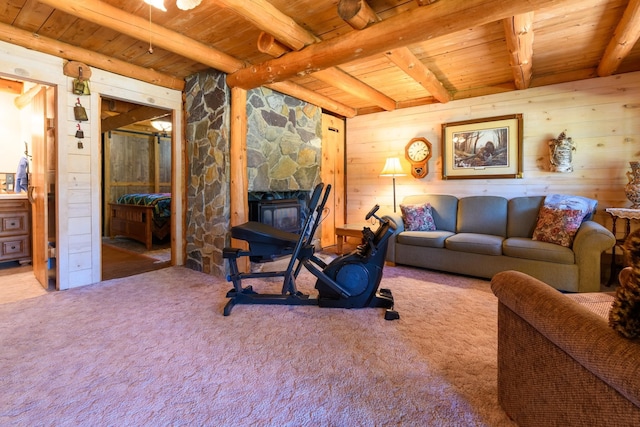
[109,193,171,250]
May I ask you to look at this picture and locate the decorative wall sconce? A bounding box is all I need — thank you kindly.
[548,131,575,173]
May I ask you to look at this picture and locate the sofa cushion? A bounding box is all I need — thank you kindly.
[397,230,454,248]
[507,196,544,238]
[445,233,504,255]
[401,194,459,232]
[503,237,575,264]
[532,205,586,247]
[400,202,436,231]
[456,196,508,236]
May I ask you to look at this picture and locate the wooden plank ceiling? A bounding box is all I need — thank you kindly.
[1,0,639,117]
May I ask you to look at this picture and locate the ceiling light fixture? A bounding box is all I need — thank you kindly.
[176,0,203,10]
[144,0,166,12]
[151,120,172,133]
[144,0,203,11]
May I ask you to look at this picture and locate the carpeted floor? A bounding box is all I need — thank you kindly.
[0,263,516,426]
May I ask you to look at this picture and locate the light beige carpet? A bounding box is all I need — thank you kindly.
[0,264,515,426]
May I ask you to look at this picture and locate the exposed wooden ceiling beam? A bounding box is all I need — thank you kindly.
[218,0,315,50]
[384,48,452,103]
[503,12,534,90]
[337,0,452,103]
[229,0,396,110]
[34,0,354,117]
[101,105,170,133]
[14,84,43,109]
[311,68,396,111]
[38,0,244,74]
[0,77,23,94]
[597,0,640,77]
[227,0,570,90]
[0,21,184,90]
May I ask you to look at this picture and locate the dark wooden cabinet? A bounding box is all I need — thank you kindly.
[0,198,31,263]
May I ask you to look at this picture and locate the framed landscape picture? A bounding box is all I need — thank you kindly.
[441,114,523,179]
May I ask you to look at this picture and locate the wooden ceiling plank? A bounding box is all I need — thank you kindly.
[503,12,534,89]
[597,0,640,76]
[12,0,53,33]
[337,0,452,103]
[37,0,244,73]
[0,1,24,25]
[227,0,570,90]
[101,105,170,133]
[0,21,185,90]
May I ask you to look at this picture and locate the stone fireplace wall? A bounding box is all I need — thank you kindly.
[184,72,323,277]
[247,88,322,192]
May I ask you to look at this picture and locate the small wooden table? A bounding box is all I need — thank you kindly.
[335,223,367,254]
[605,207,640,284]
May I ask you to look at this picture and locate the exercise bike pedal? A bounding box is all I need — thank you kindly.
[378,288,392,297]
[384,309,400,321]
[226,285,257,297]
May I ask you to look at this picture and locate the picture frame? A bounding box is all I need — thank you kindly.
[441,114,523,179]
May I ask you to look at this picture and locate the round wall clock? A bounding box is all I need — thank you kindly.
[405,137,433,178]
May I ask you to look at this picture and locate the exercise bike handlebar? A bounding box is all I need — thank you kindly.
[365,204,389,224]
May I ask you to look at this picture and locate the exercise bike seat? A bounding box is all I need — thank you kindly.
[231,221,299,246]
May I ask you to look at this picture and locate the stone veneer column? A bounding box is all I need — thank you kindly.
[184,71,230,276]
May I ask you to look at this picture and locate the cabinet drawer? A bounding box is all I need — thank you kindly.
[0,212,28,236]
[0,235,30,261]
[0,199,29,212]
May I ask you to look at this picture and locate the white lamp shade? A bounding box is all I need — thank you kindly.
[380,157,406,177]
[144,0,167,11]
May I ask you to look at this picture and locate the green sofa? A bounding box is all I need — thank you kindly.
[383,194,616,293]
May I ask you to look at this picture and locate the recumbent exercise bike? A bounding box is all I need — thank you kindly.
[222,182,399,320]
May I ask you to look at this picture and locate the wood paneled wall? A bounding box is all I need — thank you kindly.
[346,72,640,235]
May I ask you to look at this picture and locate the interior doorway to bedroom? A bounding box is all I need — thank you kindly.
[100,96,173,280]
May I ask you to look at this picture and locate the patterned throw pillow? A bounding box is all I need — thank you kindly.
[532,205,586,247]
[609,267,640,339]
[400,203,436,231]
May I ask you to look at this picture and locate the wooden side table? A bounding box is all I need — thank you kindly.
[605,208,640,285]
[334,224,367,254]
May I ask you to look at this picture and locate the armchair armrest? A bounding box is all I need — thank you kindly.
[572,220,616,292]
[491,270,640,410]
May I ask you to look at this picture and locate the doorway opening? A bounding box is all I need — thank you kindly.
[100,96,173,280]
[0,75,57,303]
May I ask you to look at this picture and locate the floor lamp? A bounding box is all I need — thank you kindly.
[380,157,406,213]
